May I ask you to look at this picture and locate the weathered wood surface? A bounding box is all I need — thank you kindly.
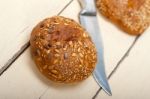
[0,0,149,99]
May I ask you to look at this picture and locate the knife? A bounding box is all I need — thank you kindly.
[78,0,112,95]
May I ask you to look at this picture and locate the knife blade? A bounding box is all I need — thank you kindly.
[78,0,112,95]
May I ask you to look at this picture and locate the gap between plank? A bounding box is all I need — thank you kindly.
[92,35,141,99]
[0,0,73,76]
[39,87,49,99]
[0,0,139,98]
[0,42,30,76]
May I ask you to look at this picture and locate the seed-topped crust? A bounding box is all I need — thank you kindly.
[30,16,97,83]
[96,0,150,35]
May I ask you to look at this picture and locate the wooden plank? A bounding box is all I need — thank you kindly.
[0,0,71,70]
[41,1,136,99]
[0,1,73,98]
[98,14,136,76]
[0,0,139,99]
[96,28,150,99]
[0,49,48,99]
[41,1,98,99]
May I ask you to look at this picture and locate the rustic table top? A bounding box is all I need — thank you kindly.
[0,0,150,99]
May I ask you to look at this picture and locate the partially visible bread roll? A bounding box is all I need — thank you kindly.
[96,0,150,35]
[30,16,97,83]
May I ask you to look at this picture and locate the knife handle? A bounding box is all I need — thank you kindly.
[78,0,96,15]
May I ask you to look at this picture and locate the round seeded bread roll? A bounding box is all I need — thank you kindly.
[30,16,97,83]
[96,0,150,35]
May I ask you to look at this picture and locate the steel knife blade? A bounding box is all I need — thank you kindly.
[78,0,112,95]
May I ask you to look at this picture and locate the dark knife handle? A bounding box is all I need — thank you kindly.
[78,0,96,15]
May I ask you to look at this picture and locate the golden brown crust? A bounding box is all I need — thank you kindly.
[96,0,150,35]
[30,16,97,83]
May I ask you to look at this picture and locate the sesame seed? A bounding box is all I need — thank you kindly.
[54,49,60,53]
[55,54,60,57]
[43,65,48,69]
[79,53,83,57]
[72,53,76,57]
[69,41,73,45]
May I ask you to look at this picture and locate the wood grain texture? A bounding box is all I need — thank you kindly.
[40,1,99,99]
[97,13,136,76]
[0,0,71,70]
[40,0,137,99]
[0,49,48,99]
[0,0,147,99]
[96,28,150,99]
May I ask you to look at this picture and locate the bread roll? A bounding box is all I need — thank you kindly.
[30,16,97,83]
[96,0,150,35]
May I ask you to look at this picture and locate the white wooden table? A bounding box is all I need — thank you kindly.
[0,0,150,99]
